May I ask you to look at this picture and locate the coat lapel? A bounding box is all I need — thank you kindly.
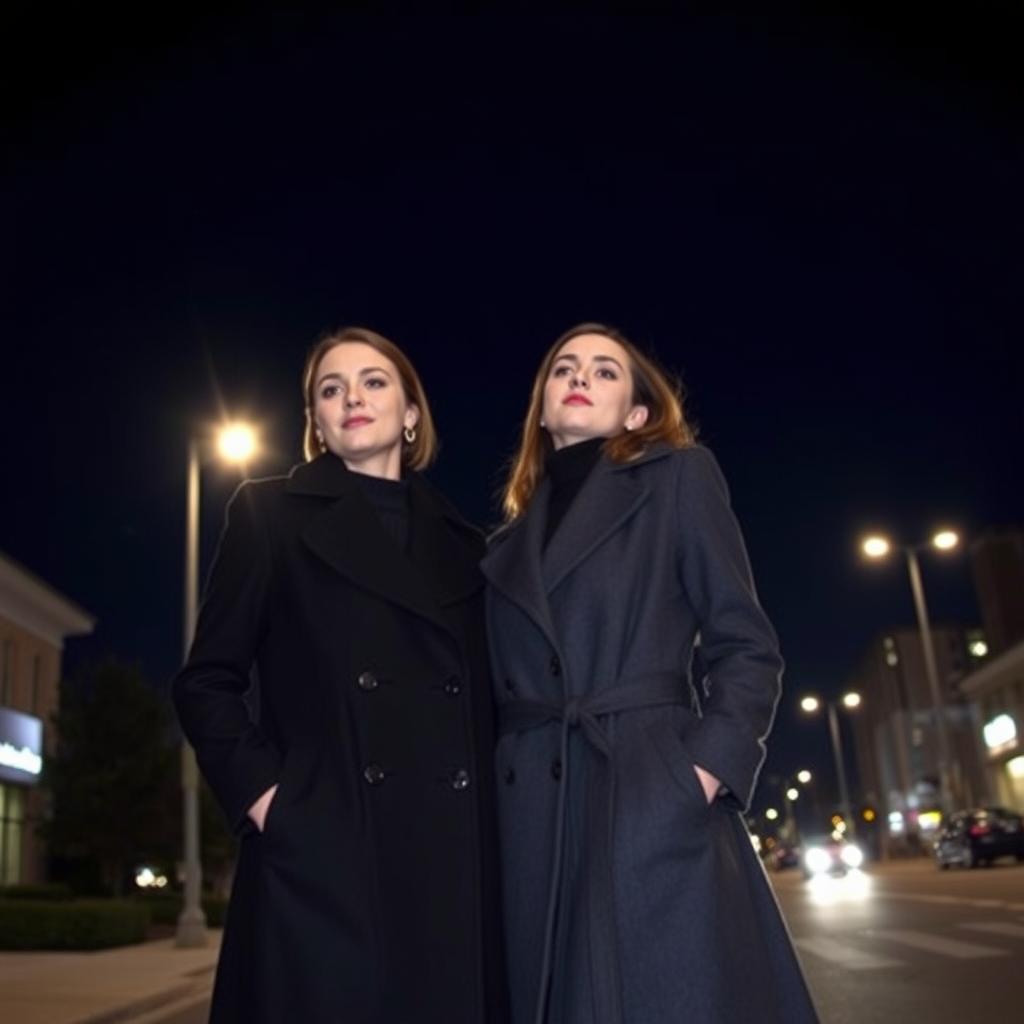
[541,456,652,594]
[480,475,561,651]
[288,456,479,635]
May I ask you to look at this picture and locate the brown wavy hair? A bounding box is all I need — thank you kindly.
[301,326,438,468]
[501,322,695,520]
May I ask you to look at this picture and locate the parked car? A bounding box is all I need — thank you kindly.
[933,807,1024,869]
[800,833,864,879]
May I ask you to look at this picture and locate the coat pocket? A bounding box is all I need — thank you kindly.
[645,718,712,810]
[262,748,318,842]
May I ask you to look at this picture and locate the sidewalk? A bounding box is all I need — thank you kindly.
[0,931,221,1024]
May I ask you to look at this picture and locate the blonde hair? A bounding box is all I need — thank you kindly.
[301,326,438,468]
[501,322,695,520]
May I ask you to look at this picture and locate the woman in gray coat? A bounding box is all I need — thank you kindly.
[482,323,818,1024]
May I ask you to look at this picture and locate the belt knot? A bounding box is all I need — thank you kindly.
[564,697,583,728]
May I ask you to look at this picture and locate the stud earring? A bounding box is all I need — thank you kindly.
[315,429,326,452]
[403,426,417,443]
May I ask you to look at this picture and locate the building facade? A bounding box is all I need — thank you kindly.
[848,625,989,853]
[971,529,1024,657]
[0,552,94,885]
[960,639,1024,814]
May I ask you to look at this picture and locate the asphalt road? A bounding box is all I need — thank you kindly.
[773,857,1024,1024]
[156,858,1024,1024]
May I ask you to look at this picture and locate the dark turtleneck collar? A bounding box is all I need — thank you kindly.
[350,470,410,550]
[543,436,605,548]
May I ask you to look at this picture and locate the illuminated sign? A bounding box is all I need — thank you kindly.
[983,714,1018,757]
[0,707,43,785]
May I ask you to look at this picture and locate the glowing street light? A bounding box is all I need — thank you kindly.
[786,787,799,801]
[797,770,812,785]
[765,808,779,821]
[801,692,862,838]
[858,527,962,813]
[178,421,260,948]
[217,422,258,464]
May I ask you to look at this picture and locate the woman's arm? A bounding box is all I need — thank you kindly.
[172,482,282,836]
[674,446,784,811]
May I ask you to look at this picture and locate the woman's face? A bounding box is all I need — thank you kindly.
[541,333,649,449]
[313,342,418,478]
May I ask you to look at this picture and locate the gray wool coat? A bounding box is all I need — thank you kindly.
[481,444,819,1024]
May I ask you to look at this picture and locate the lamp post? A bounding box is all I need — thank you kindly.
[176,423,258,948]
[781,772,811,849]
[801,693,861,839]
[861,529,960,815]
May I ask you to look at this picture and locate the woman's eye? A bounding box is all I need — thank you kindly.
[365,377,387,389]
[596,368,618,380]
[321,385,341,399]
[552,365,572,377]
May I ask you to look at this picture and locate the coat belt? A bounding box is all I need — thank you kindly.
[499,673,688,1024]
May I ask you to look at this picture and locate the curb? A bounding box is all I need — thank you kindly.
[73,965,215,1024]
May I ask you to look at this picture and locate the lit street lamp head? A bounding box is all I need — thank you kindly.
[800,696,820,714]
[765,808,779,821]
[786,788,799,801]
[861,535,891,559]
[217,423,258,464]
[842,691,862,709]
[932,529,959,551]
[797,770,812,784]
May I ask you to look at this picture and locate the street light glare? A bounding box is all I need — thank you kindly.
[218,423,257,463]
[800,696,820,714]
[932,530,959,551]
[862,535,891,559]
[786,788,799,801]
[797,770,812,784]
[842,692,862,709]
[765,808,779,821]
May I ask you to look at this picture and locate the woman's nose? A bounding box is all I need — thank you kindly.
[570,373,588,389]
[345,390,364,407]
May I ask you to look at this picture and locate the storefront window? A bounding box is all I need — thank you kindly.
[0,784,24,885]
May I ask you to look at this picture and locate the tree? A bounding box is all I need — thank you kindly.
[41,659,179,896]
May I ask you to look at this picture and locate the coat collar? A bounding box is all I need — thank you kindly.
[289,455,483,632]
[482,443,675,645]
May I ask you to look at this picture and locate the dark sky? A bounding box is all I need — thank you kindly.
[3,10,1022,818]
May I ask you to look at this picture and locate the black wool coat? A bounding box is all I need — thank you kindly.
[173,454,507,1024]
[481,445,818,1024]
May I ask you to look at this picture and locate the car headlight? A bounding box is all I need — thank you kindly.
[804,847,832,874]
[840,844,864,868]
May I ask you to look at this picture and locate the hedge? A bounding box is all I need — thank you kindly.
[0,899,150,950]
[138,893,228,928]
[0,883,74,902]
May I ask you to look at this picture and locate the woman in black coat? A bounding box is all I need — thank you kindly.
[174,327,506,1024]
[481,323,818,1024]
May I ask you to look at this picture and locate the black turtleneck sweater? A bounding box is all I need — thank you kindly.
[543,436,605,549]
[352,471,411,551]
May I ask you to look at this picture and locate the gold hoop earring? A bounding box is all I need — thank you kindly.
[403,426,417,444]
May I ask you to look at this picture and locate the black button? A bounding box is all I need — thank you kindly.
[363,763,386,786]
[550,758,562,781]
[504,768,516,785]
[444,676,462,697]
[450,768,471,791]
[357,671,379,692]
[549,655,561,676]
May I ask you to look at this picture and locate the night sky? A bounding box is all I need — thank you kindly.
[4,10,1022,820]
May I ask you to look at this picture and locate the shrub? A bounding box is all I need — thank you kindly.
[0,883,74,901]
[0,899,150,950]
[136,893,228,927]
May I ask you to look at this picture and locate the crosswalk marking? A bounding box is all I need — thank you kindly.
[959,921,1024,939]
[794,937,902,970]
[878,929,1008,959]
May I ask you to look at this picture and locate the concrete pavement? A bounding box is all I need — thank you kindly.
[0,931,221,1024]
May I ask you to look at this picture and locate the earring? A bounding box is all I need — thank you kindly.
[540,419,546,429]
[624,423,634,432]
[315,429,326,452]
[403,425,417,443]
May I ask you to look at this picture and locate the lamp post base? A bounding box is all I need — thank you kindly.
[175,908,208,948]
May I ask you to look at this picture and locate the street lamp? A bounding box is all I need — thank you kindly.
[176,422,258,948]
[801,692,862,839]
[860,528,960,814]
